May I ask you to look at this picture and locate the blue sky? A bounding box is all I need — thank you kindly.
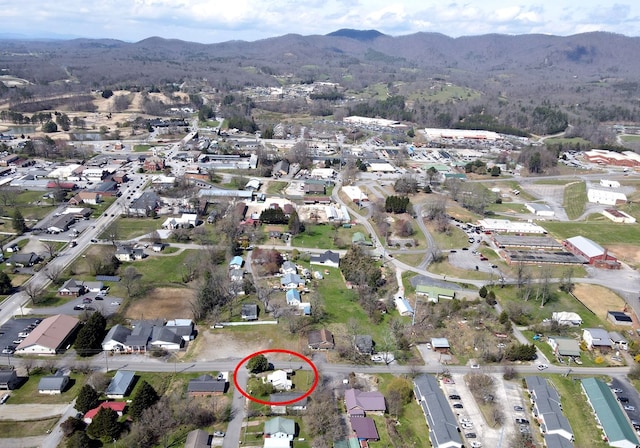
[1,0,639,43]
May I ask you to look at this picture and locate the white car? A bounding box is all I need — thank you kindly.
[625,405,636,411]
[537,364,549,370]
[470,442,482,448]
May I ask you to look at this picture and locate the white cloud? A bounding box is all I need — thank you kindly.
[0,0,639,42]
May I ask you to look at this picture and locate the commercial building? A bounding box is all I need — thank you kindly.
[15,314,79,355]
[563,236,620,268]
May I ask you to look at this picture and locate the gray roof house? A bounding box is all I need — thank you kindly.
[106,370,136,398]
[184,429,211,448]
[525,376,573,442]
[355,335,374,355]
[280,273,304,289]
[38,373,70,395]
[6,252,40,267]
[413,374,463,448]
[241,304,258,321]
[0,369,18,390]
[270,392,308,414]
[187,374,227,396]
[102,324,132,352]
[310,250,340,268]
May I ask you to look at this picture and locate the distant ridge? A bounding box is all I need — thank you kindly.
[326,29,386,41]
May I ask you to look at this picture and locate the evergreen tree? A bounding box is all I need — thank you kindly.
[66,431,91,448]
[86,407,120,441]
[12,209,26,234]
[130,381,159,420]
[247,354,269,373]
[0,271,12,294]
[74,312,107,357]
[287,210,303,235]
[75,384,100,414]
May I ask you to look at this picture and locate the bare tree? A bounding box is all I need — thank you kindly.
[537,266,553,307]
[22,282,45,305]
[42,241,58,259]
[44,264,64,285]
[122,266,142,298]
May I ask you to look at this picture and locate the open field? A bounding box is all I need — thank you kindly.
[563,181,586,220]
[125,287,195,320]
[266,180,288,195]
[292,223,365,250]
[543,221,640,247]
[0,417,58,437]
[573,284,628,320]
[101,217,163,240]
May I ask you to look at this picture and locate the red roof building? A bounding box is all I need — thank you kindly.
[83,401,127,423]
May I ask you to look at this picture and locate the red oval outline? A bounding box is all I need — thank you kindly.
[233,348,319,405]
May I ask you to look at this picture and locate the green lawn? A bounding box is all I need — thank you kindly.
[119,249,197,286]
[292,223,365,250]
[563,181,587,220]
[621,135,640,142]
[543,221,640,245]
[267,181,288,195]
[550,375,610,448]
[424,221,469,250]
[7,373,85,404]
[100,217,163,240]
[0,417,58,437]
[494,285,605,328]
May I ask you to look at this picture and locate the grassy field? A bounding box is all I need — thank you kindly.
[0,417,58,437]
[292,223,364,250]
[424,221,469,250]
[266,181,288,195]
[121,249,197,286]
[132,144,156,152]
[550,375,610,448]
[543,221,640,245]
[12,190,57,222]
[100,217,163,240]
[621,135,640,142]
[563,181,587,220]
[494,284,606,328]
[543,137,591,146]
[7,373,85,404]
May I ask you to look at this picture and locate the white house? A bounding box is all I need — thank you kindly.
[161,213,198,229]
[525,203,555,217]
[267,370,292,391]
[583,328,613,350]
[394,297,414,316]
[310,250,340,268]
[102,325,132,352]
[551,312,583,326]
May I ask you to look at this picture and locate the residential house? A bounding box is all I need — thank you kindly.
[0,369,18,390]
[581,377,639,448]
[349,417,379,442]
[413,374,463,448]
[161,213,198,229]
[394,297,414,316]
[38,373,70,394]
[57,278,86,296]
[102,325,132,352]
[304,183,326,195]
[351,232,371,246]
[185,429,211,448]
[149,327,184,351]
[307,329,334,350]
[245,179,261,191]
[6,252,40,268]
[165,319,195,342]
[280,273,304,289]
[345,389,386,417]
[583,328,613,350]
[69,191,101,205]
[106,370,136,398]
[431,338,451,353]
[310,250,340,268]
[15,314,79,355]
[354,335,374,355]
[267,370,292,391]
[241,304,258,321]
[415,285,456,302]
[128,191,161,216]
[609,332,628,351]
[229,256,244,269]
[285,289,301,306]
[270,392,308,414]
[525,377,574,443]
[187,374,227,396]
[229,268,245,283]
[264,416,295,440]
[547,336,581,358]
[273,160,290,177]
[83,402,127,424]
[114,245,145,262]
[151,242,165,252]
[281,261,297,275]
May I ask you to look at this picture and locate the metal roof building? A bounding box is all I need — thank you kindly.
[413,374,462,448]
[581,377,640,448]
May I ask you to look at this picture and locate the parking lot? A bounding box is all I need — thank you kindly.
[0,318,41,356]
[610,377,640,436]
[441,373,519,447]
[29,293,121,318]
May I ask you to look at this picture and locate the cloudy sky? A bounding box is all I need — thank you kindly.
[1,0,639,43]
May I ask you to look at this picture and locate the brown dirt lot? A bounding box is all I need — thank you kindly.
[125,287,195,320]
[573,284,629,318]
[607,244,640,264]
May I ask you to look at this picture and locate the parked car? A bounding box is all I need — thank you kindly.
[213,431,225,437]
[625,405,636,411]
[470,442,482,448]
[618,397,630,403]
[449,394,461,400]
[465,433,477,439]
[515,418,529,425]
[514,405,524,412]
[0,393,9,404]
[611,388,624,393]
[1,346,14,354]
[537,364,549,370]
[453,403,463,409]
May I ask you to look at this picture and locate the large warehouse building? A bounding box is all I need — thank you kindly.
[563,236,620,269]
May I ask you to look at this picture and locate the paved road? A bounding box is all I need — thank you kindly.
[223,367,248,448]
